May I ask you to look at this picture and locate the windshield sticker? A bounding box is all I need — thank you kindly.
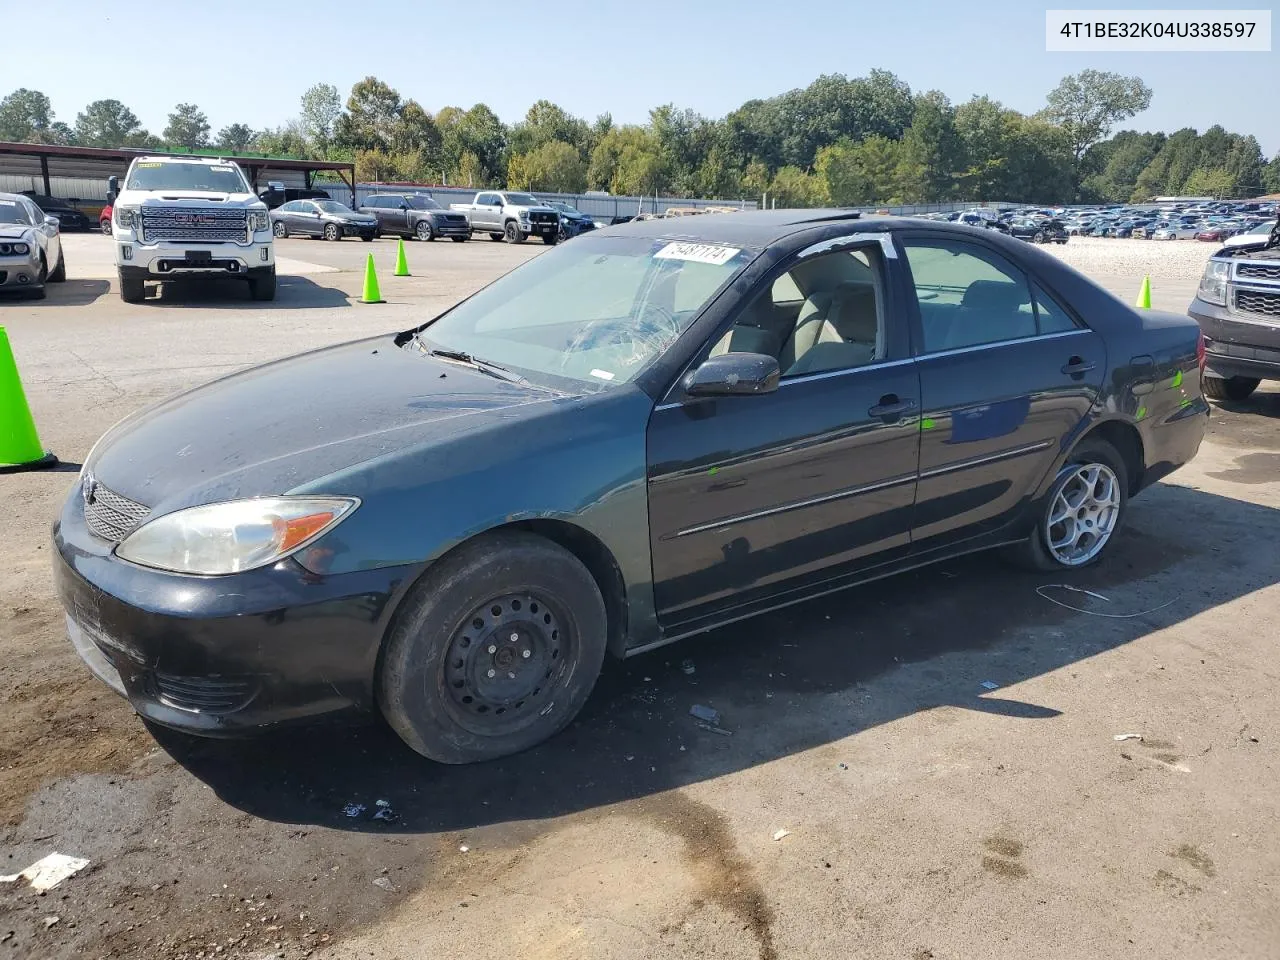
[211,165,235,172]
[0,199,15,206]
[589,369,616,381]
[653,242,741,266]
[135,162,162,168]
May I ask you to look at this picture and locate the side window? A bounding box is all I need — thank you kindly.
[476,193,494,206]
[362,197,380,209]
[902,239,1036,353]
[1031,282,1080,334]
[709,246,886,378]
[25,202,43,225]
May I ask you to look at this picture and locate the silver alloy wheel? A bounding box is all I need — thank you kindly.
[1045,463,1121,566]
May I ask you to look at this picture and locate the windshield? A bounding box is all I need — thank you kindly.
[503,193,541,206]
[126,161,249,194]
[415,235,751,389]
[0,199,32,225]
[314,200,353,214]
[549,202,581,215]
[405,196,442,210]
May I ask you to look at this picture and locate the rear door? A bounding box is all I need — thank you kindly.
[647,235,921,631]
[472,193,496,230]
[900,233,1106,550]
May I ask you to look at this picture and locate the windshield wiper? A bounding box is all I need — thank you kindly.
[422,345,528,385]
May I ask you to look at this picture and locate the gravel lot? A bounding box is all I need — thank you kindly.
[1,231,1277,960]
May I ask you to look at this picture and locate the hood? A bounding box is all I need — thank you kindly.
[88,336,560,511]
[118,189,263,209]
[0,223,34,240]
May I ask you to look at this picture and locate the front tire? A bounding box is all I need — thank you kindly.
[379,532,608,764]
[1013,439,1128,571]
[100,219,112,236]
[248,270,276,301]
[541,232,558,245]
[416,220,433,241]
[273,221,288,238]
[1203,375,1260,403]
[504,220,525,244]
[119,274,146,303]
[323,222,340,242]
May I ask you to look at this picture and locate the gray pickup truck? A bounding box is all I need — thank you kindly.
[1189,215,1280,402]
[449,191,561,244]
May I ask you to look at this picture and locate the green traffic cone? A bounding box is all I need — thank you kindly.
[1135,275,1151,309]
[0,326,57,472]
[360,253,385,304]
[394,238,410,277]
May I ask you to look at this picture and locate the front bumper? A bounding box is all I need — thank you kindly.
[115,237,275,277]
[0,253,43,288]
[338,222,378,238]
[1190,297,1280,382]
[430,220,471,238]
[52,489,418,736]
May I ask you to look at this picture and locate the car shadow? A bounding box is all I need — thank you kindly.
[140,275,350,309]
[45,279,112,306]
[155,482,1280,837]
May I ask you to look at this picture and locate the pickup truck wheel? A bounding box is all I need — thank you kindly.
[248,270,277,302]
[1203,376,1260,403]
[323,223,340,242]
[504,221,526,244]
[488,232,504,242]
[378,531,607,763]
[273,221,288,238]
[541,233,558,245]
[416,221,433,241]
[119,275,146,303]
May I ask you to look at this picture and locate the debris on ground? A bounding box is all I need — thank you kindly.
[696,722,733,736]
[0,853,90,891]
[690,704,720,723]
[979,680,1000,691]
[372,799,397,822]
[459,844,470,853]
[1113,733,1144,742]
[772,829,790,841]
[371,877,395,893]
[43,917,60,929]
[341,803,366,818]
[681,659,696,675]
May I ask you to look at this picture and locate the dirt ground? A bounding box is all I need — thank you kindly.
[1,233,1277,960]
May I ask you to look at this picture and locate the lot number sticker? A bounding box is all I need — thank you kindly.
[654,242,741,266]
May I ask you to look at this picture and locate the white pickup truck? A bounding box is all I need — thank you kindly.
[110,156,275,303]
[449,191,561,244]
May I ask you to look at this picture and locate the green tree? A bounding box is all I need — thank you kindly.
[334,76,403,152]
[251,123,309,158]
[898,91,961,202]
[74,99,145,147]
[216,123,255,153]
[768,166,823,207]
[1079,130,1165,202]
[0,88,57,142]
[1182,167,1235,197]
[299,82,341,156]
[163,103,211,149]
[1262,153,1280,194]
[514,140,587,192]
[1043,70,1153,163]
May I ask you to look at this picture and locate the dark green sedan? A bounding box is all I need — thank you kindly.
[55,210,1208,762]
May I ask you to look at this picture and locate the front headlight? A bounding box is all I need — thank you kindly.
[115,496,359,575]
[249,209,270,232]
[12,242,29,254]
[1198,260,1230,306]
[518,210,530,221]
[115,205,139,230]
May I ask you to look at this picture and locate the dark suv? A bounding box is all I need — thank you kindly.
[1008,218,1068,244]
[359,194,470,242]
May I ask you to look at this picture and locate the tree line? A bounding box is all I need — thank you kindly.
[2,70,1277,204]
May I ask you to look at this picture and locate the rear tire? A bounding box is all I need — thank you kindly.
[1009,438,1128,571]
[488,232,504,242]
[119,275,146,303]
[378,532,608,764]
[1203,375,1260,403]
[248,270,276,301]
[504,221,525,244]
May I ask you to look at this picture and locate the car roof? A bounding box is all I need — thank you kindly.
[131,155,238,166]
[604,208,898,246]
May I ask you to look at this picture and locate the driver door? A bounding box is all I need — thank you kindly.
[646,238,922,633]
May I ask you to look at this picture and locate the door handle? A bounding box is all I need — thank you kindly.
[868,395,917,419]
[1061,356,1096,376]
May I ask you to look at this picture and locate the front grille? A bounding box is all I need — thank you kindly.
[149,670,258,715]
[529,212,558,226]
[442,214,467,225]
[82,479,150,542]
[140,208,247,243]
[1235,289,1280,319]
[1238,263,1280,282]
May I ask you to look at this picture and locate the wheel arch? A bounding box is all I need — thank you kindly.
[1075,418,1146,496]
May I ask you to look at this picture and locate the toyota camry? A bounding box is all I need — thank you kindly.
[55,210,1209,763]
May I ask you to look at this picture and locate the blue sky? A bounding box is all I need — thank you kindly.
[3,0,1276,153]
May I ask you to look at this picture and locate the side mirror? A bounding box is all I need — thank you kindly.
[684,352,780,398]
[44,215,59,228]
[106,175,119,204]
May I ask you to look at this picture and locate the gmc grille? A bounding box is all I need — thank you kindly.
[141,208,247,243]
[1235,289,1280,319]
[1237,263,1280,282]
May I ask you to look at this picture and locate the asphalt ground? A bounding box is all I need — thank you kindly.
[0,230,1276,960]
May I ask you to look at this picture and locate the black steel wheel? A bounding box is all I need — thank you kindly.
[379,531,607,763]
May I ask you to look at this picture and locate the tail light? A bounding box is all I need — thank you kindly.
[1196,331,1206,374]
